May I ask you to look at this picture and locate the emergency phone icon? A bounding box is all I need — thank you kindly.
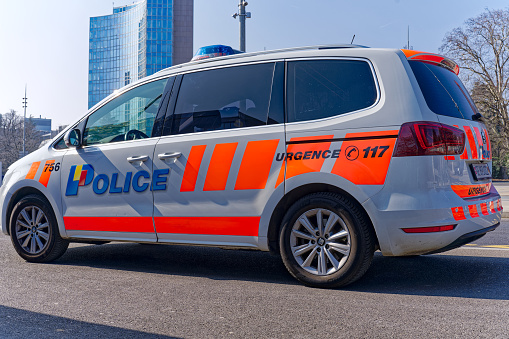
[345,146,359,161]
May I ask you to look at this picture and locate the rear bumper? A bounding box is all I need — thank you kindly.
[424,222,499,254]
[363,192,502,256]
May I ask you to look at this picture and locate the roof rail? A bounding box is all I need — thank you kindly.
[155,44,369,74]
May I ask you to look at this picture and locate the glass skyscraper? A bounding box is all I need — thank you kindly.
[88,0,193,108]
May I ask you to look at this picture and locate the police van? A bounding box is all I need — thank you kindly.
[0,45,501,288]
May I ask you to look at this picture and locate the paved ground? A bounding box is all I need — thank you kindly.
[0,221,508,338]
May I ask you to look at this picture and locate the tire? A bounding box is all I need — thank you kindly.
[279,192,375,288]
[9,194,69,263]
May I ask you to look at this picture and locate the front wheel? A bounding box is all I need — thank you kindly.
[10,195,69,262]
[279,193,375,288]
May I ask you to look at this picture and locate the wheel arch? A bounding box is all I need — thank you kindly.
[5,187,51,236]
[266,183,378,255]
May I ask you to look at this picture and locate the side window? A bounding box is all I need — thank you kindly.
[53,137,67,150]
[170,63,275,135]
[83,78,168,146]
[287,60,377,123]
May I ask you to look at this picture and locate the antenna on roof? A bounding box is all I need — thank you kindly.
[404,25,413,50]
[350,34,356,44]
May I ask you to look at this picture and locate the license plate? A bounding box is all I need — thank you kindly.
[470,163,491,180]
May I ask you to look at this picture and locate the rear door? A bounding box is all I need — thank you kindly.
[152,62,285,247]
[282,58,390,200]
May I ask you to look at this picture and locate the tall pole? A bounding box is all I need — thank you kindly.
[233,1,250,52]
[22,85,27,157]
[239,0,246,52]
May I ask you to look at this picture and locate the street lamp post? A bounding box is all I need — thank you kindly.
[232,0,251,52]
[22,85,27,158]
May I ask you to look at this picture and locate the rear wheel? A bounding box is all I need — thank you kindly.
[279,192,375,288]
[10,195,69,262]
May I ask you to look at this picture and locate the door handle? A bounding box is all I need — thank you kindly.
[158,152,182,160]
[127,155,149,163]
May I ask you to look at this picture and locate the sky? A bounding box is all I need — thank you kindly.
[0,0,508,128]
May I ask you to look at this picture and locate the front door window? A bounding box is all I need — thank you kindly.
[83,78,168,146]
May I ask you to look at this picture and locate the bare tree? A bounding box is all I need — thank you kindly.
[0,110,43,175]
[440,8,509,177]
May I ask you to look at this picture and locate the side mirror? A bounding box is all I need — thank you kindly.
[64,129,82,148]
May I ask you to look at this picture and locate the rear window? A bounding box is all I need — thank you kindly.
[409,61,477,120]
[287,60,377,123]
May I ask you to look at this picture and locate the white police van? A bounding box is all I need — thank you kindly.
[0,45,501,287]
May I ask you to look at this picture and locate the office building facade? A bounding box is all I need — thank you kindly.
[88,0,193,108]
[28,116,52,136]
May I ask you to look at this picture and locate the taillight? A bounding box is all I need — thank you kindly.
[393,122,465,157]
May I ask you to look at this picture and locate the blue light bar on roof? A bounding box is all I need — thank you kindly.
[191,45,243,61]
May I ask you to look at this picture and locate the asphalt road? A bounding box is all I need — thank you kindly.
[0,221,508,338]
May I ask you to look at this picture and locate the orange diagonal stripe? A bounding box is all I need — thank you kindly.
[235,139,280,190]
[181,145,207,192]
[38,160,55,187]
[203,143,238,191]
[473,126,483,159]
[25,161,41,180]
[464,126,478,159]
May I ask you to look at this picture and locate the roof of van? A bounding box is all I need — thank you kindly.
[86,44,374,114]
[155,44,370,76]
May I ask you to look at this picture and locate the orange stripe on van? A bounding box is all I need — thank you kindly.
[38,160,55,187]
[154,216,260,236]
[489,201,496,214]
[464,126,478,159]
[401,49,422,58]
[275,135,334,188]
[483,128,491,152]
[181,145,207,192]
[452,206,466,220]
[331,130,398,185]
[473,127,484,159]
[25,162,41,180]
[411,54,445,63]
[64,216,155,233]
[480,203,489,216]
[451,183,491,198]
[203,143,238,191]
[459,148,469,160]
[453,125,469,159]
[468,205,479,218]
[235,139,279,190]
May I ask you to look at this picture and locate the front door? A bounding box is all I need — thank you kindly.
[61,77,170,241]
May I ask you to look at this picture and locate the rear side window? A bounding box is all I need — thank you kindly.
[287,60,377,123]
[409,61,477,120]
[170,63,275,135]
